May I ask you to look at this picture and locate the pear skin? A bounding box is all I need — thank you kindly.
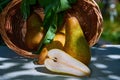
[64,17,91,65]
[25,13,44,50]
[46,32,65,50]
[37,48,48,64]
[37,33,65,64]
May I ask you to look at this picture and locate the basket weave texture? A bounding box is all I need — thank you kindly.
[0,0,103,58]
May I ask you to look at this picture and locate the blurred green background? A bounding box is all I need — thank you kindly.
[97,0,120,44]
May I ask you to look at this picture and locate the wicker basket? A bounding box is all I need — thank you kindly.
[0,0,103,58]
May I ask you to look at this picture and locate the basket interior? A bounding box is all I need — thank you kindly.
[5,3,32,51]
[3,0,103,52]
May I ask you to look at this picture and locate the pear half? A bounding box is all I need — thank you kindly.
[44,49,90,77]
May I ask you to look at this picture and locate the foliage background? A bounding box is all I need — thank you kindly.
[98,1,120,44]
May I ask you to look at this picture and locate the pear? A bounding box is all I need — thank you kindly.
[25,13,44,50]
[37,32,65,64]
[44,49,90,76]
[45,32,65,50]
[37,48,48,64]
[64,17,91,65]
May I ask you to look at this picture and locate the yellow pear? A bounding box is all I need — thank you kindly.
[25,13,44,50]
[37,48,48,64]
[64,17,91,65]
[37,32,65,64]
[45,33,65,50]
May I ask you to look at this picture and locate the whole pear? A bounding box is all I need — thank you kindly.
[64,17,91,65]
[25,13,44,50]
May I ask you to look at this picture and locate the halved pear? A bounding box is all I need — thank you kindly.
[44,49,90,76]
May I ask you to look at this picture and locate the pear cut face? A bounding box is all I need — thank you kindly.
[44,49,90,76]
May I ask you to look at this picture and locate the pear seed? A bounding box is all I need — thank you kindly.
[53,57,57,62]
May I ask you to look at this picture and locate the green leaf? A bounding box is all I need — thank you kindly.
[68,0,77,4]
[43,14,58,44]
[57,12,64,27]
[29,0,37,5]
[20,0,30,20]
[20,0,37,20]
[56,0,71,12]
[34,0,77,54]
[0,0,11,13]
[43,24,57,44]
[38,0,55,7]
[34,10,58,54]
[43,9,54,29]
